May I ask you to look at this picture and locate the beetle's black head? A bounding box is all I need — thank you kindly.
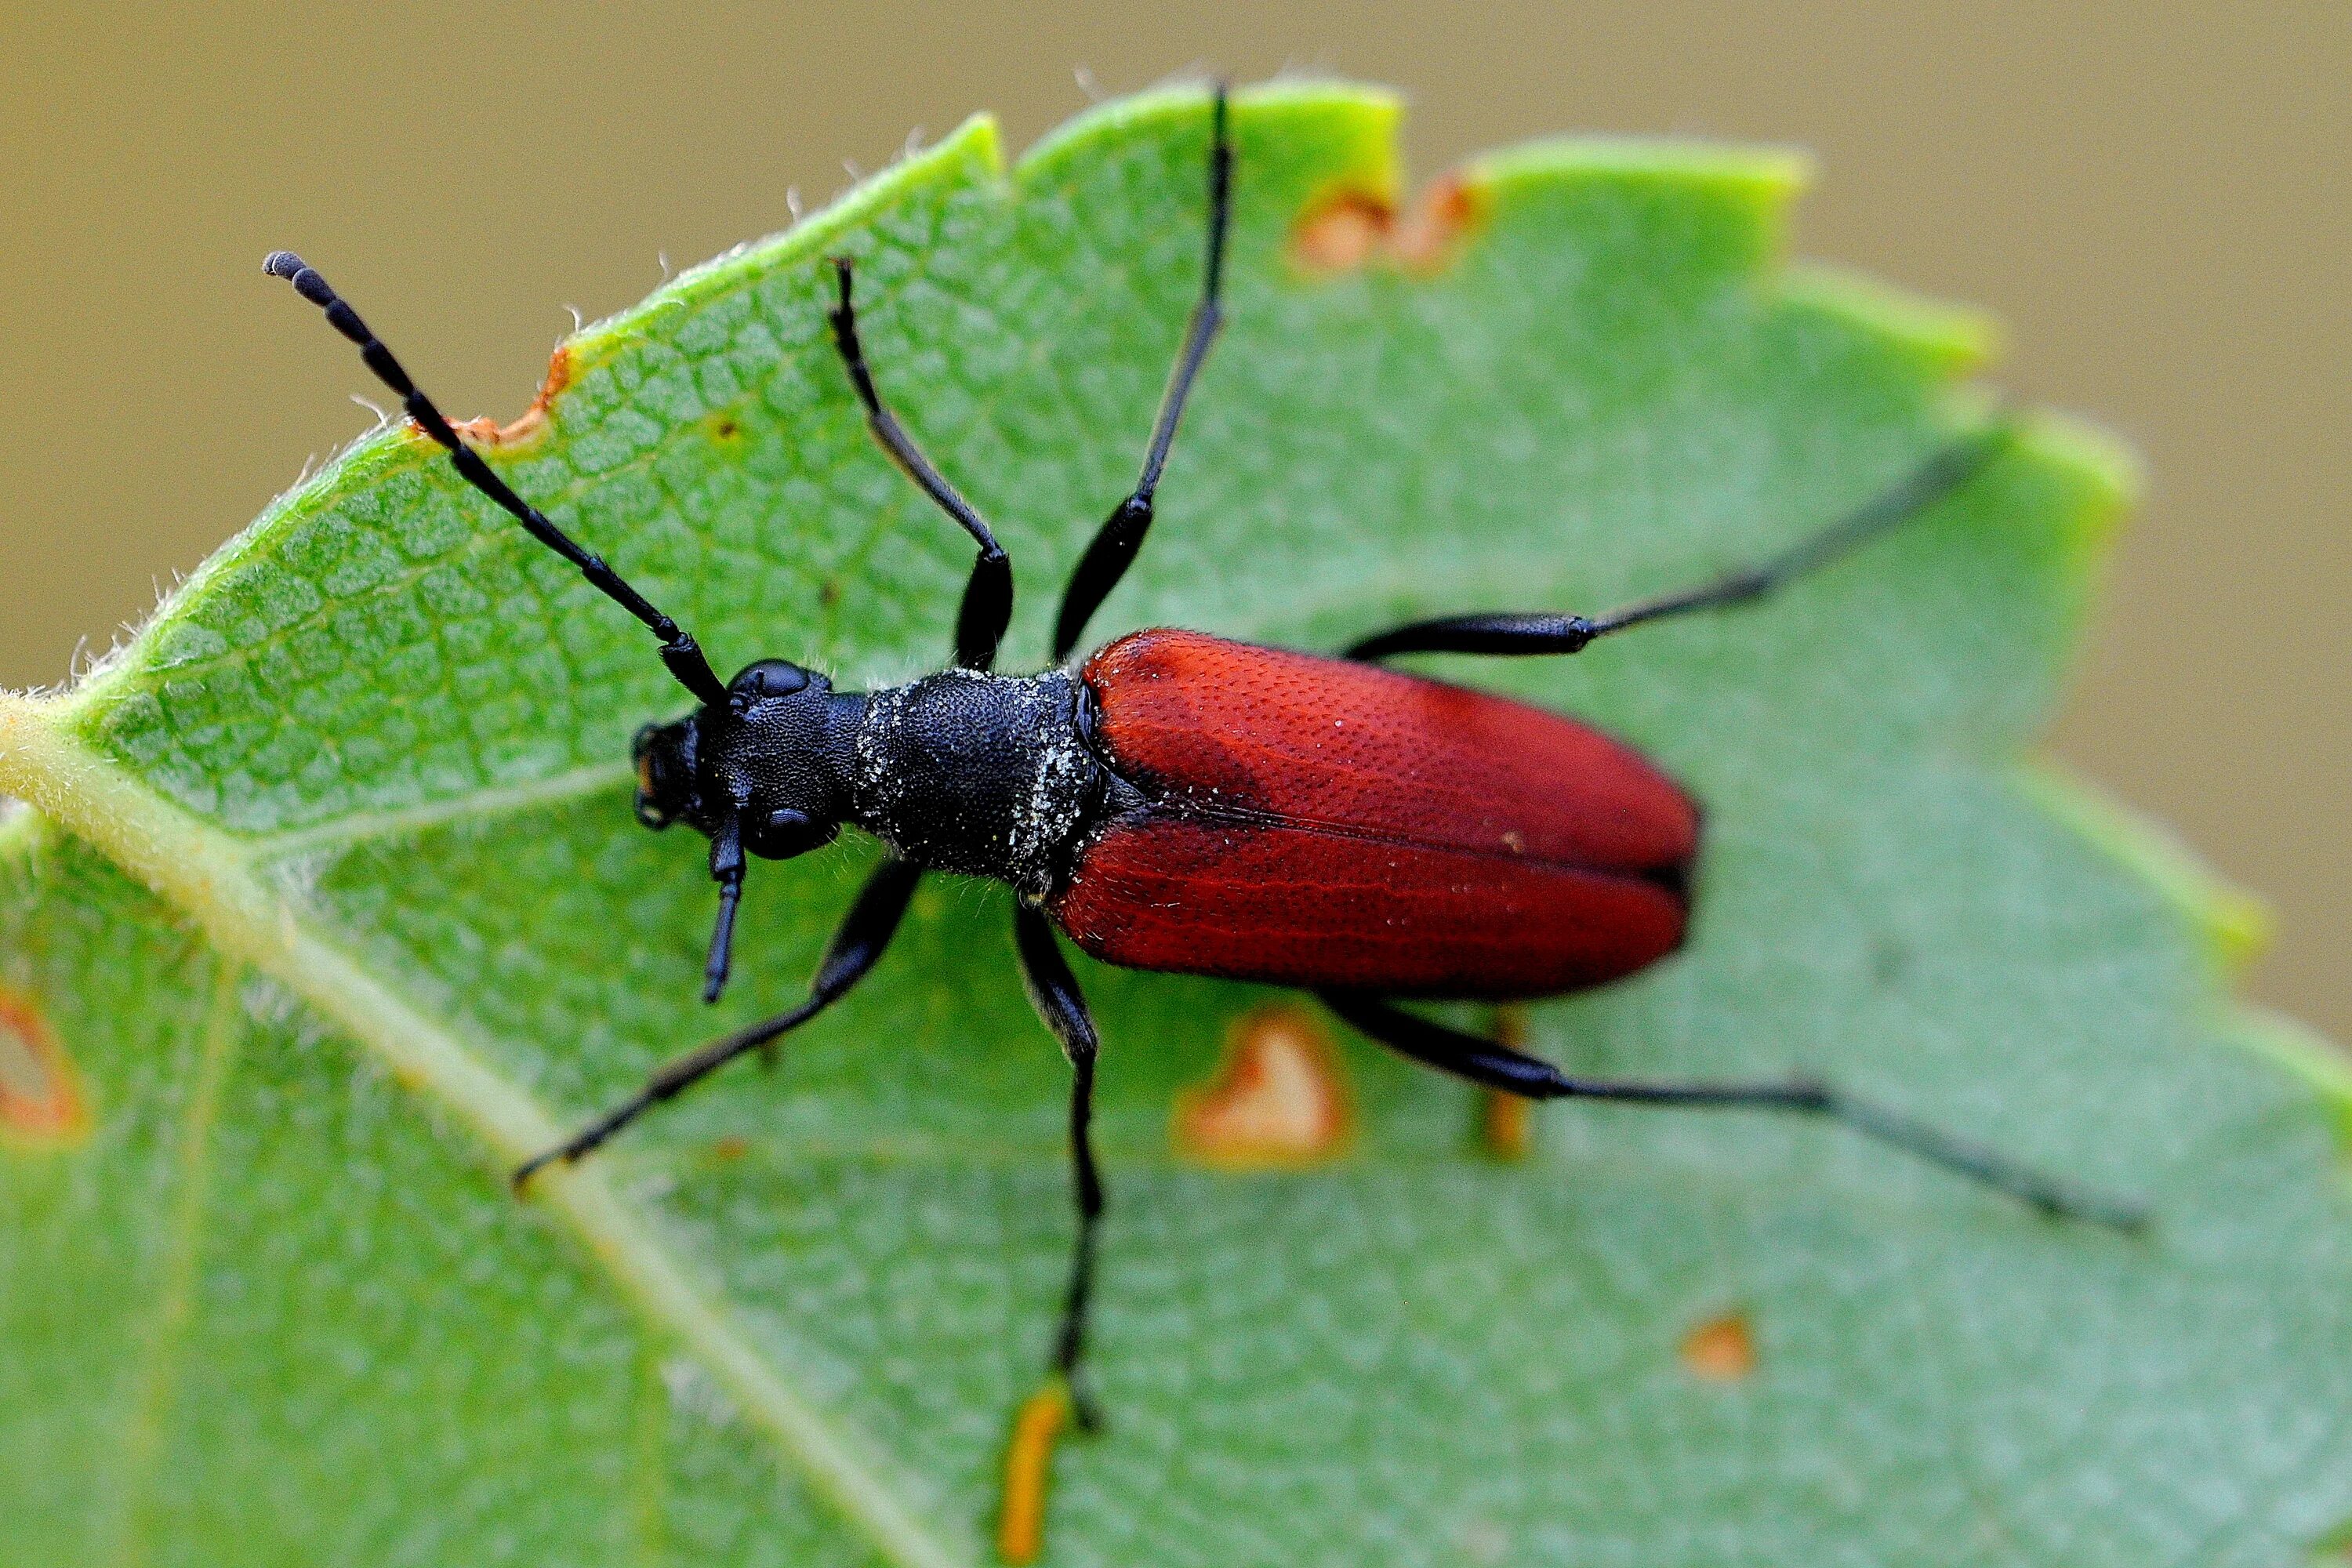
[630,658,858,858]
[629,656,866,1004]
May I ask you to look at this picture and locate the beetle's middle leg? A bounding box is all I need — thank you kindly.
[1319,990,2147,1230]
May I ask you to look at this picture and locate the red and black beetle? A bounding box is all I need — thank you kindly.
[267,85,2137,1442]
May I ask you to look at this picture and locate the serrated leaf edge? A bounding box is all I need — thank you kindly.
[2012,759,2274,978]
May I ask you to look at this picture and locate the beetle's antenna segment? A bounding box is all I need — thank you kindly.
[262,252,730,707]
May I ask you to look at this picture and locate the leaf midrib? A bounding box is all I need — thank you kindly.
[0,691,971,1568]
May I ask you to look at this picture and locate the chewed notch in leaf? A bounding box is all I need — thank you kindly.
[443,343,574,450]
[1290,172,1486,274]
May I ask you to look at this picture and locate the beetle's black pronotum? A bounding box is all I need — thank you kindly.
[267,82,2142,1526]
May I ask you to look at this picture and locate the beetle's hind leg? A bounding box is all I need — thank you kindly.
[1345,419,2016,663]
[1319,991,2147,1230]
[1011,903,1111,1427]
[989,906,1115,1563]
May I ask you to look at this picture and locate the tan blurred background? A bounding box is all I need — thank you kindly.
[2,2,2343,1038]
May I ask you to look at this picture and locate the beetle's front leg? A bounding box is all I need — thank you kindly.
[513,855,922,1186]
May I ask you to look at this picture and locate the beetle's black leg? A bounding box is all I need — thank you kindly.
[826,258,1013,672]
[262,253,729,706]
[513,856,923,1187]
[1319,991,2147,1229]
[1012,902,1109,1429]
[1051,85,1232,662]
[1347,420,2016,662]
[702,813,747,1004]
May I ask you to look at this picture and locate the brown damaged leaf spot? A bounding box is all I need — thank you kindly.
[1290,173,1487,278]
[1679,1312,1757,1382]
[443,343,574,449]
[1172,1005,1352,1169]
[1291,191,1392,271]
[0,985,88,1145]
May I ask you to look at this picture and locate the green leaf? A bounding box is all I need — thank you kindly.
[4,82,2348,1566]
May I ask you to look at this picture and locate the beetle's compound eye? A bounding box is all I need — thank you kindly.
[742,804,840,861]
[729,659,811,700]
[630,720,695,831]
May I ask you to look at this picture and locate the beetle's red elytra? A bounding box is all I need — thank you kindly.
[1057,628,1696,996]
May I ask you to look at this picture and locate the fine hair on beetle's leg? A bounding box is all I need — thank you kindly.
[513,858,923,1189]
[1319,991,2148,1230]
[824,255,1014,672]
[1013,903,1110,1429]
[1345,417,2020,663]
[1053,83,1235,662]
[261,252,729,706]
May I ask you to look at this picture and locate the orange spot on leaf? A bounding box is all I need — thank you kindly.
[0,986,87,1145]
[443,343,573,448]
[1290,172,1487,278]
[1173,1006,1352,1169]
[996,1381,1072,1565]
[707,1134,750,1163]
[1680,1312,1757,1382]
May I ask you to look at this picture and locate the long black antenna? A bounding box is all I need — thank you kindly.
[263,252,730,707]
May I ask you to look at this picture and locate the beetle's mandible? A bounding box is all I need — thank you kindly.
[267,82,2143,1555]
